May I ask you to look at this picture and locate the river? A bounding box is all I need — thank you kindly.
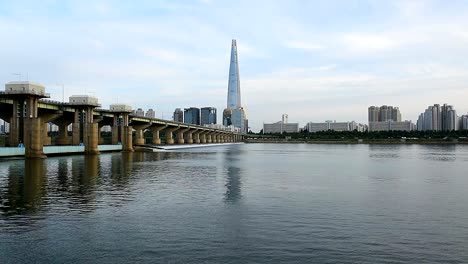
[1,143,468,263]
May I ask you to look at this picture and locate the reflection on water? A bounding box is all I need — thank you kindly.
[0,160,46,216]
[1,145,468,264]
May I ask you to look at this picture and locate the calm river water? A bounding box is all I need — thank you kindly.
[1,143,468,263]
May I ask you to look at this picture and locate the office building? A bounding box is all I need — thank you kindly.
[222,39,248,133]
[173,108,183,123]
[184,107,200,125]
[201,107,217,125]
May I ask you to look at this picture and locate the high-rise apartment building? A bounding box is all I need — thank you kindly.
[145,108,156,118]
[223,39,248,133]
[173,108,184,123]
[461,115,468,130]
[201,107,217,125]
[417,104,459,131]
[368,105,407,131]
[368,105,401,122]
[184,107,200,125]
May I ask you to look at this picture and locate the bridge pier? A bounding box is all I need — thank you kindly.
[176,128,189,144]
[134,123,152,145]
[69,96,101,155]
[151,125,166,145]
[184,129,195,144]
[109,104,133,152]
[24,117,47,159]
[165,127,178,145]
[199,131,207,144]
[1,82,50,158]
[193,130,202,144]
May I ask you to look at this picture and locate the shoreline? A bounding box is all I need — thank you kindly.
[245,139,468,145]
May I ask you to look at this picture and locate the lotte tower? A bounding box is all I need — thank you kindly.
[223,39,248,133]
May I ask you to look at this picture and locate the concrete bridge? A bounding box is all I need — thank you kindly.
[0,81,244,158]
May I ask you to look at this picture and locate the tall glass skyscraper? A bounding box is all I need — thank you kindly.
[223,39,248,133]
[201,107,217,125]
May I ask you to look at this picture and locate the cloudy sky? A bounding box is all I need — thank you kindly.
[1,0,468,131]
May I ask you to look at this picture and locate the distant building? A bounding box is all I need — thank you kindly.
[461,115,468,130]
[204,123,241,132]
[368,105,401,122]
[133,108,144,117]
[263,115,299,133]
[145,108,156,118]
[201,107,217,125]
[48,123,58,132]
[417,103,459,131]
[369,121,415,131]
[184,107,200,125]
[306,120,365,132]
[173,108,184,123]
[263,122,299,134]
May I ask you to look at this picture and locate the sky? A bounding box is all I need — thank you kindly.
[1,0,468,132]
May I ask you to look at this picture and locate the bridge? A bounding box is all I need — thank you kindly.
[0,81,244,158]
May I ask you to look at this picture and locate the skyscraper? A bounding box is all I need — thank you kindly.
[173,108,183,123]
[223,39,248,133]
[184,107,200,125]
[201,107,217,125]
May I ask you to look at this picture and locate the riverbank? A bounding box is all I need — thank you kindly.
[245,139,468,144]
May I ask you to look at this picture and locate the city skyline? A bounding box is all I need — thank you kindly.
[1,1,468,131]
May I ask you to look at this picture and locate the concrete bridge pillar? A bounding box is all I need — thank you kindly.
[184,129,195,144]
[176,128,189,144]
[122,126,134,152]
[134,124,152,145]
[85,123,100,155]
[212,133,219,143]
[165,127,178,145]
[151,125,166,145]
[193,130,201,144]
[24,117,47,159]
[200,131,207,144]
[206,133,213,143]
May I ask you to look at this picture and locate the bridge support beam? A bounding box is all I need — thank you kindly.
[184,129,196,144]
[176,128,189,144]
[200,131,207,144]
[151,125,166,145]
[165,127,178,145]
[134,124,152,145]
[193,130,202,144]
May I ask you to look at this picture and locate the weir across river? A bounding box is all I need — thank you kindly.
[0,81,244,158]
